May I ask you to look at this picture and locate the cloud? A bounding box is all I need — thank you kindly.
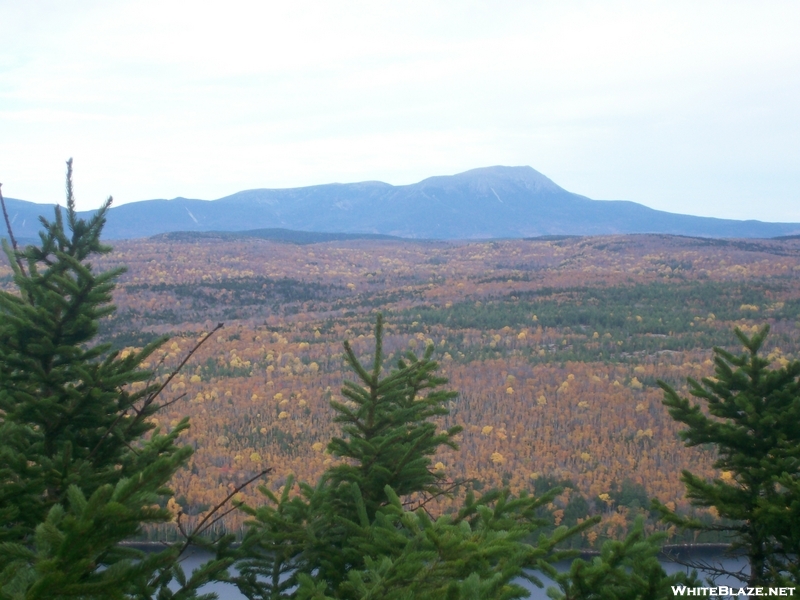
[1,1,798,221]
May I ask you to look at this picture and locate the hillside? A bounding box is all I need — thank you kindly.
[4,166,799,240]
[6,233,797,536]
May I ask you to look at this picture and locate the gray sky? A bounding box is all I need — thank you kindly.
[2,1,799,221]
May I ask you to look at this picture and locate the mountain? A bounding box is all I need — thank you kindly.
[3,166,799,240]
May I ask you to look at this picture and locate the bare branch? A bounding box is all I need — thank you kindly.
[144,323,224,409]
[403,478,469,512]
[145,466,272,591]
[0,183,27,276]
[89,324,223,462]
[159,392,188,410]
[126,323,224,436]
[660,548,748,585]
[177,467,273,555]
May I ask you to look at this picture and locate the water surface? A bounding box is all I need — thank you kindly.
[177,549,747,599]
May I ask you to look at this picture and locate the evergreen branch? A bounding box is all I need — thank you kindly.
[342,340,373,386]
[64,158,77,237]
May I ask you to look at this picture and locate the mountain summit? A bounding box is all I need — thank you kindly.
[4,166,799,240]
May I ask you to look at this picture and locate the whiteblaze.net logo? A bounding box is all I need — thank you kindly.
[672,586,796,597]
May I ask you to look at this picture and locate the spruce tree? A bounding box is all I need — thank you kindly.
[0,162,238,598]
[304,313,463,586]
[656,325,800,587]
[326,314,461,516]
[0,161,173,544]
[236,315,596,599]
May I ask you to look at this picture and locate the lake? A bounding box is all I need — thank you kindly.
[175,548,748,599]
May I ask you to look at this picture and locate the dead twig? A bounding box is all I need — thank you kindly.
[173,467,273,559]
[403,478,469,519]
[660,548,748,585]
[142,323,224,410]
[159,392,188,410]
[0,182,27,276]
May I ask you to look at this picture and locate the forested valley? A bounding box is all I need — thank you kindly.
[4,231,797,545]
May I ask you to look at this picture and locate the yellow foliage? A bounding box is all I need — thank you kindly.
[166,497,181,521]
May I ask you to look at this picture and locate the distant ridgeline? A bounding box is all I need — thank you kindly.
[4,166,800,240]
[149,229,404,245]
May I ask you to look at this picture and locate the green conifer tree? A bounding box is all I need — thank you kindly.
[0,162,240,599]
[0,161,177,545]
[656,325,800,587]
[236,315,597,599]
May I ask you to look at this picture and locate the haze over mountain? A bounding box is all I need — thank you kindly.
[4,166,799,241]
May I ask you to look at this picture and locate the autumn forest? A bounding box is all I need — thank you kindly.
[5,231,798,545]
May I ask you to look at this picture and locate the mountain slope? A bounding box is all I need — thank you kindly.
[3,166,799,240]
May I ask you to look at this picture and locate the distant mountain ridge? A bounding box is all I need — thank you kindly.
[3,166,799,240]
[150,229,403,245]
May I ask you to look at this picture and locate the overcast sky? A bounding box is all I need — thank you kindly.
[1,1,798,221]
